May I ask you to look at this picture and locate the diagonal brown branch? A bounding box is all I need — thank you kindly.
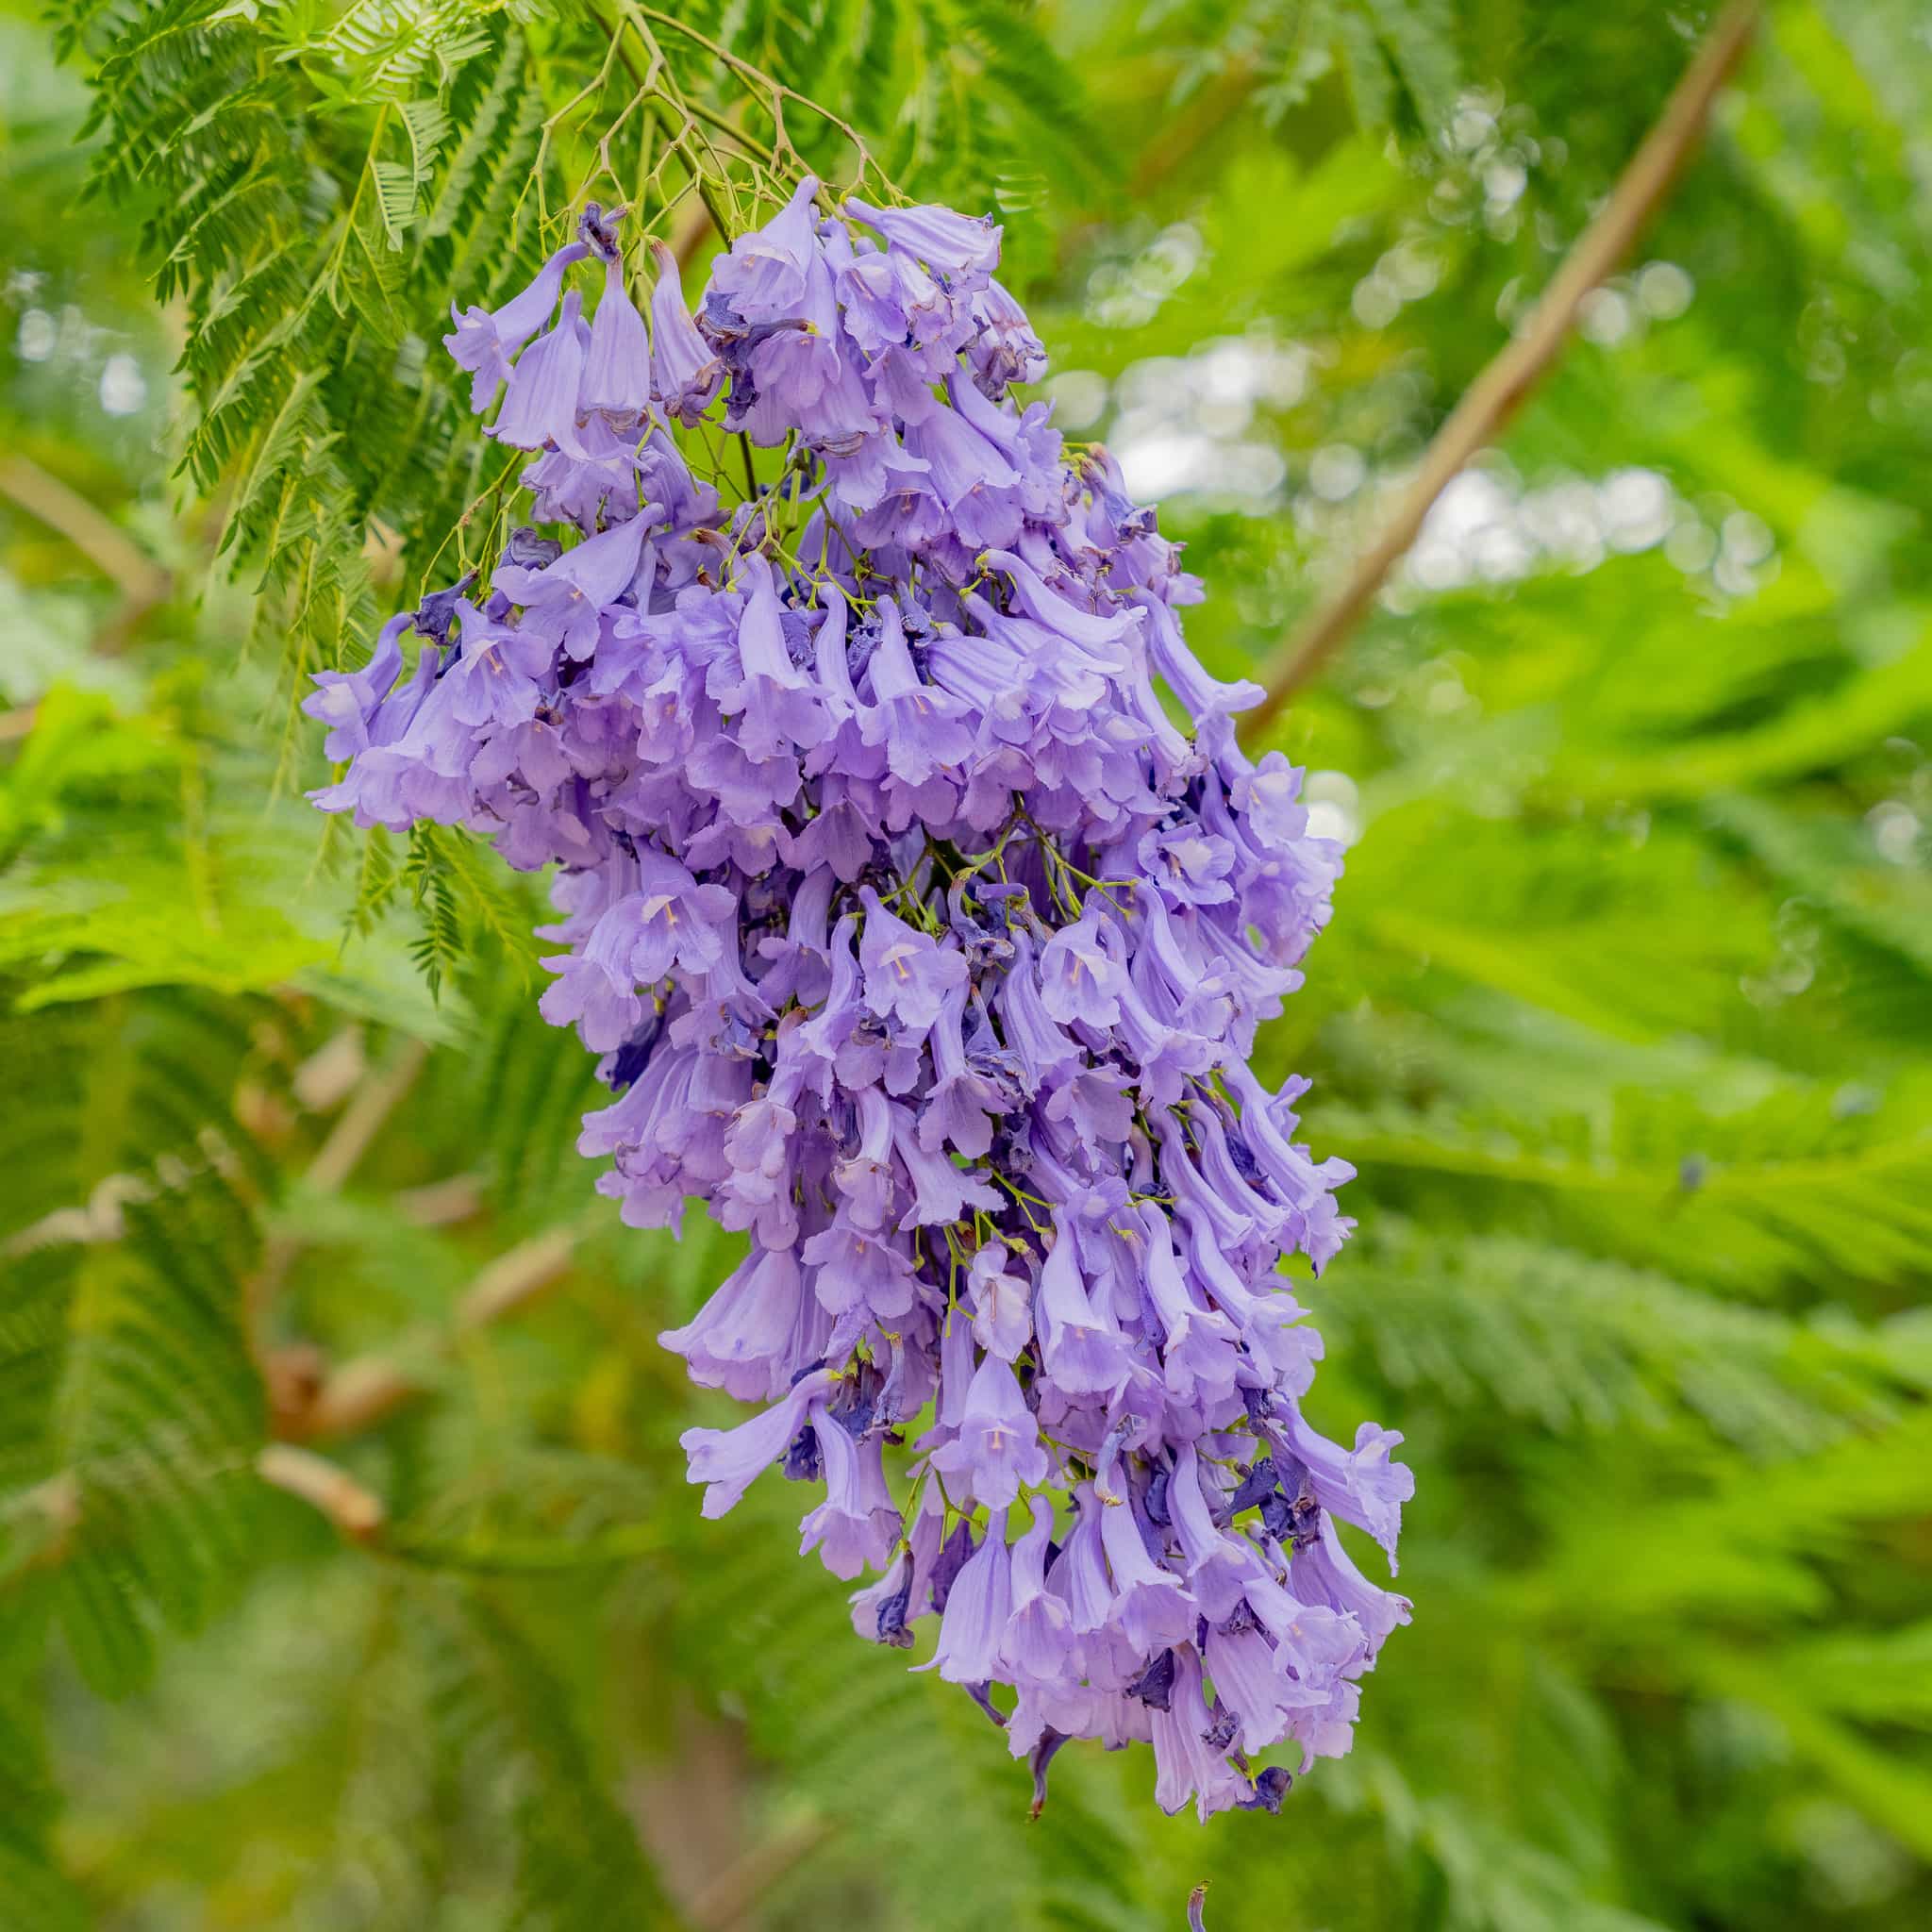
[0,453,171,610]
[1242,0,1762,740]
[272,1223,583,1441]
[258,1443,386,1542]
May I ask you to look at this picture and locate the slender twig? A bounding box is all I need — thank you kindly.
[249,1036,431,1424]
[625,3,885,192]
[0,453,171,612]
[18,1221,579,1570]
[304,1038,430,1193]
[672,192,716,271]
[686,1817,839,1931]
[4,1474,81,1575]
[258,1444,386,1543]
[677,90,781,171]
[248,1038,429,1325]
[275,1223,582,1441]
[592,4,736,243]
[651,99,736,243]
[634,64,659,208]
[1243,0,1762,737]
[394,1172,486,1226]
[1128,62,1256,200]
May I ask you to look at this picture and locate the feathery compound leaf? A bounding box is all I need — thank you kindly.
[305,0,500,93]
[410,1584,678,1931]
[1316,1077,1932,1293]
[399,93,453,184]
[372,158,421,248]
[421,27,529,242]
[1359,0,1461,132]
[1708,790,1932,977]
[0,984,275,1693]
[1330,1224,1927,1451]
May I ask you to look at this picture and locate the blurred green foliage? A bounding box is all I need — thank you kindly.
[4,1,1931,1928]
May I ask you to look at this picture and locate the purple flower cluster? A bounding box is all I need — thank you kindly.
[307,179,1410,1819]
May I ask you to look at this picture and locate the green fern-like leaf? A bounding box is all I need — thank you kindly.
[0,990,274,1695]
[1327,1224,1929,1451]
[410,1583,679,1931]
[1315,1076,1932,1293]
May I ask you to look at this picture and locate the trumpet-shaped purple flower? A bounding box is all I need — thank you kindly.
[1034,1220,1132,1397]
[1098,1487,1195,1653]
[845,195,1001,278]
[658,1243,803,1402]
[310,180,1406,1826]
[581,255,653,422]
[924,1516,1014,1685]
[445,241,589,410]
[966,277,1047,397]
[858,887,967,1034]
[858,602,976,785]
[1039,907,1129,1027]
[798,1402,900,1578]
[492,289,588,452]
[965,1243,1032,1360]
[305,616,408,759]
[681,1368,834,1519]
[647,240,725,425]
[929,1350,1046,1508]
[493,512,646,658]
[709,175,820,316]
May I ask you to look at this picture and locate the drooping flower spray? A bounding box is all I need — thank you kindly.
[308,179,1411,1819]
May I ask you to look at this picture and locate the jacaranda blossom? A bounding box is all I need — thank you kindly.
[309,181,1410,1820]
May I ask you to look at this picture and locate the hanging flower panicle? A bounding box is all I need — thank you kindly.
[307,180,1411,1820]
